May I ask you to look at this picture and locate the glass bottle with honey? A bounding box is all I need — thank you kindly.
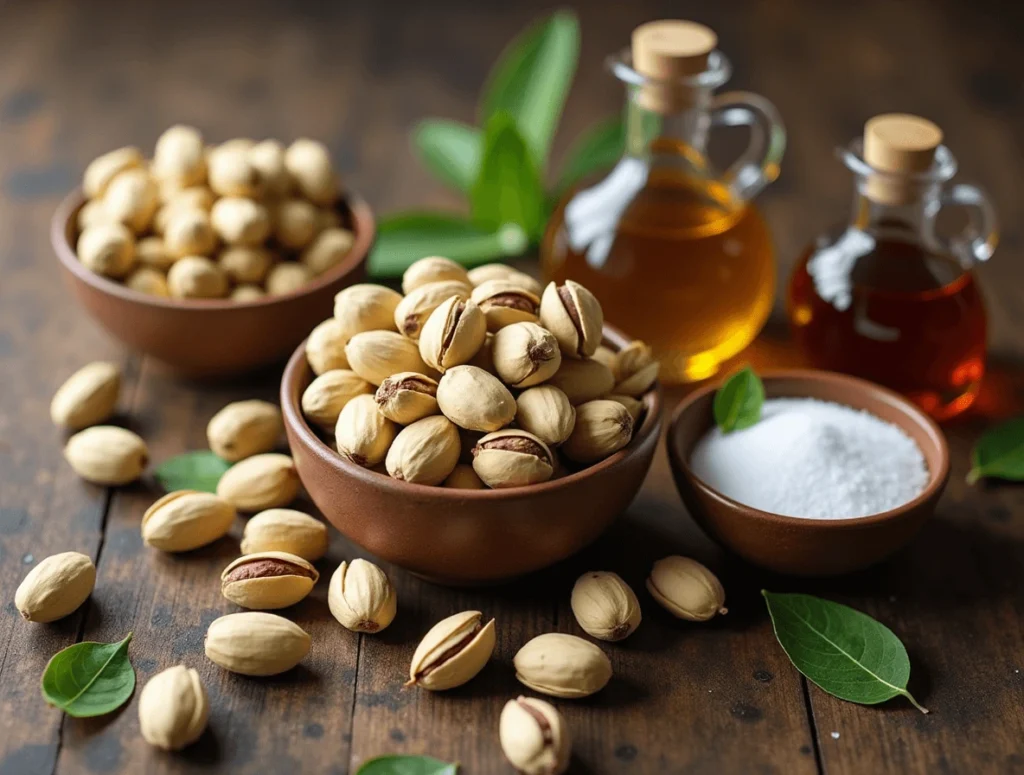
[787,114,998,420]
[541,20,786,383]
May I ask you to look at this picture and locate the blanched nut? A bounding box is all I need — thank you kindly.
[163,208,217,258]
[104,168,159,233]
[301,227,354,276]
[265,262,313,296]
[218,246,272,285]
[77,222,136,279]
[273,198,319,250]
[152,125,207,187]
[284,138,338,205]
[210,197,271,246]
[168,256,229,299]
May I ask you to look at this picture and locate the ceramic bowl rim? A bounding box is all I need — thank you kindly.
[668,368,950,529]
[51,188,375,310]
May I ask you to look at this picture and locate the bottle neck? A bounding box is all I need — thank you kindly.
[848,178,941,245]
[624,86,713,161]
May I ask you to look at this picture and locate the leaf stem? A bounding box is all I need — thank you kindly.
[901,689,930,714]
[965,467,981,486]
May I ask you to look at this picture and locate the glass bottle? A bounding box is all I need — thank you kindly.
[787,114,998,420]
[541,20,785,383]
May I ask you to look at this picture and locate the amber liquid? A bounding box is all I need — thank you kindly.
[788,238,986,420]
[540,146,775,383]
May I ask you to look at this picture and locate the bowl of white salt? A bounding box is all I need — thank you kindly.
[668,370,949,576]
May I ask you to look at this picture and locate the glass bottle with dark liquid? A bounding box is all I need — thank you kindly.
[541,20,785,383]
[788,114,998,420]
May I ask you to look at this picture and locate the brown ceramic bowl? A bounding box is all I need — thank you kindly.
[667,370,949,576]
[52,190,374,378]
[281,325,663,584]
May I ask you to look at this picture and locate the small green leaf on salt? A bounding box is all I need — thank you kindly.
[967,417,1024,485]
[713,366,764,433]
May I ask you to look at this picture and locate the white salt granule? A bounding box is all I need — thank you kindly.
[690,398,928,519]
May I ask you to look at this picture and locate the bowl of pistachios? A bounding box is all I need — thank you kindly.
[51,125,374,378]
[280,258,662,584]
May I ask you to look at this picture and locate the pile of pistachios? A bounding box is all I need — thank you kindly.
[302,257,659,488]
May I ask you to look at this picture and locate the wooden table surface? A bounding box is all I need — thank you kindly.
[2,0,1023,773]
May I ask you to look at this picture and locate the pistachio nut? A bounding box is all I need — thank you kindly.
[470,280,540,332]
[515,386,576,447]
[491,322,562,389]
[221,551,319,610]
[605,394,644,424]
[346,330,431,386]
[375,372,439,425]
[301,369,374,430]
[163,208,216,259]
[206,399,283,462]
[241,509,329,562]
[499,696,572,775]
[230,284,265,302]
[15,551,96,623]
[418,297,487,373]
[205,611,311,676]
[328,558,397,633]
[284,138,337,205]
[249,139,290,196]
[218,245,271,284]
[135,236,173,272]
[153,125,206,186]
[77,222,136,278]
[394,280,472,340]
[168,255,229,299]
[138,666,209,751]
[385,415,461,485]
[265,262,312,296]
[306,317,350,375]
[561,400,633,464]
[302,227,354,276]
[443,463,486,489]
[406,611,496,691]
[142,490,237,552]
[83,146,144,198]
[77,199,112,231]
[436,365,516,432]
[273,198,319,250]
[333,283,403,338]
[513,633,612,698]
[105,168,159,233]
[591,345,617,371]
[613,341,659,396]
[646,556,727,621]
[50,361,121,430]
[125,266,170,297]
[571,571,642,641]
[64,425,148,485]
[335,393,397,467]
[216,453,300,512]
[545,358,615,405]
[208,142,261,198]
[539,280,604,359]
[467,264,543,296]
[472,430,553,489]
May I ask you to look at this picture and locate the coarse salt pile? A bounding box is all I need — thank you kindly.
[690,398,928,519]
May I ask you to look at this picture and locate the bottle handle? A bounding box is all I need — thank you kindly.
[937,183,999,265]
[710,91,786,202]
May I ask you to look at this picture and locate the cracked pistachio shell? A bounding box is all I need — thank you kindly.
[241,509,328,561]
[77,222,136,278]
[467,264,543,295]
[64,425,148,485]
[605,394,644,424]
[514,633,612,698]
[142,490,237,552]
[220,551,318,610]
[394,280,472,340]
[500,696,571,775]
[139,666,209,751]
[546,358,615,405]
[306,318,350,375]
[328,558,397,633]
[15,551,95,623]
[333,283,403,338]
[301,369,373,430]
[335,393,397,467]
[646,556,727,622]
[402,256,470,295]
[443,463,486,489]
[206,399,283,462]
[83,146,144,198]
[571,571,642,641]
[419,297,487,372]
[436,365,516,432]
[470,280,540,332]
[492,322,562,388]
[375,372,439,425]
[562,400,634,464]
[216,453,300,512]
[205,612,311,676]
[539,280,604,358]
[385,415,461,485]
[346,330,431,386]
[515,386,576,447]
[613,341,659,396]
[472,430,553,489]
[407,611,496,691]
[50,361,121,430]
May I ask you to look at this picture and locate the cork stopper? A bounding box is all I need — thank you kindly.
[631,21,717,114]
[862,114,943,205]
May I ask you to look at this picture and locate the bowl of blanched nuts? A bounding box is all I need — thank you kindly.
[51,125,374,377]
[281,257,662,583]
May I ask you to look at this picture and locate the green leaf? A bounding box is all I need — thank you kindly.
[713,366,764,433]
[967,417,1024,484]
[154,450,232,493]
[470,113,545,240]
[355,755,459,775]
[368,212,528,278]
[41,633,136,718]
[478,9,580,167]
[555,117,625,193]
[411,119,482,194]
[763,592,928,714]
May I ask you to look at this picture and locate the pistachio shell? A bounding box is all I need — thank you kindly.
[418,297,487,372]
[306,318,351,375]
[273,198,319,250]
[141,490,237,552]
[402,255,470,294]
[571,571,642,641]
[394,280,472,340]
[492,322,562,388]
[646,556,727,621]
[443,463,486,490]
[205,612,311,676]
[335,393,397,467]
[591,345,617,371]
[230,284,265,302]
[168,256,228,299]
[220,551,319,610]
[152,125,206,186]
[125,266,170,297]
[375,372,440,425]
[249,140,290,196]
[561,400,634,464]
[216,453,300,512]
[14,551,96,623]
[539,280,604,358]
[436,365,516,432]
[105,168,159,233]
[546,358,615,405]
[472,430,553,489]
[77,222,136,278]
[513,633,612,698]
[407,611,496,691]
[138,665,209,752]
[613,341,659,396]
[301,227,354,276]
[206,400,283,462]
[64,425,148,485]
[470,280,540,332]
[467,264,543,295]
[605,394,645,424]
[333,283,404,338]
[163,208,216,259]
[385,415,461,485]
[285,138,337,205]
[328,558,397,633]
[208,143,261,198]
[241,509,329,562]
[301,369,374,430]
[218,245,271,284]
[50,361,121,430]
[515,386,576,447]
[265,262,312,296]
[499,696,572,775]
[346,330,431,386]
[83,146,144,198]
